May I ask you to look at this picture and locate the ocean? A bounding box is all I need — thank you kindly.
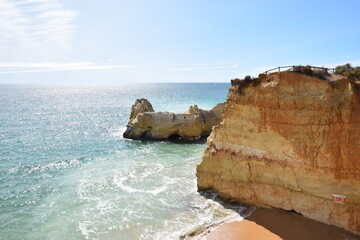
[0,83,245,240]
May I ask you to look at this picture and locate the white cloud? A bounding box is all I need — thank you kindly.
[0,62,130,73]
[0,0,77,62]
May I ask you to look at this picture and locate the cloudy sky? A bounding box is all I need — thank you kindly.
[0,0,359,83]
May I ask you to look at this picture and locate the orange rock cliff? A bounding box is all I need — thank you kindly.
[196,71,360,234]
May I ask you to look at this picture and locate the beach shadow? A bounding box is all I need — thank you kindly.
[199,191,360,240]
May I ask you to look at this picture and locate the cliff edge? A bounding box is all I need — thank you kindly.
[196,71,360,234]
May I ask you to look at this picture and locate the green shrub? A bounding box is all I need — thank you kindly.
[313,69,330,80]
[231,76,258,93]
[335,64,360,81]
[292,65,329,80]
[335,63,352,75]
[293,65,313,75]
[243,75,253,84]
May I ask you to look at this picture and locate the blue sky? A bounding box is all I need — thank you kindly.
[0,0,359,83]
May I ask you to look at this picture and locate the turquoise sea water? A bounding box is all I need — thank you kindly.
[0,83,245,240]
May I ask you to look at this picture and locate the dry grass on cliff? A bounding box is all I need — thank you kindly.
[292,65,330,80]
[232,64,360,94]
[231,76,260,93]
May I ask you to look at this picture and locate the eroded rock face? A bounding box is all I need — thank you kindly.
[128,98,154,121]
[196,72,360,234]
[123,99,225,141]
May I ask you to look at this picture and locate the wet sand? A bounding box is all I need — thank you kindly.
[185,208,360,240]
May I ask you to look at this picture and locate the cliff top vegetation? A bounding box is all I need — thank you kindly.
[335,63,360,81]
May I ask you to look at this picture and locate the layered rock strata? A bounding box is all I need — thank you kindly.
[196,71,360,234]
[123,99,225,141]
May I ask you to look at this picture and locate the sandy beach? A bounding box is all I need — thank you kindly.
[206,220,282,240]
[185,207,360,240]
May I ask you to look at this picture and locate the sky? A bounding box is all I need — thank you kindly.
[0,0,360,83]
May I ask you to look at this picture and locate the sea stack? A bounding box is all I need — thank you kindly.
[123,98,225,141]
[196,71,360,234]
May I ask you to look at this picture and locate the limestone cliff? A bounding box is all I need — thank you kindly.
[123,99,225,141]
[196,71,360,234]
[128,98,154,121]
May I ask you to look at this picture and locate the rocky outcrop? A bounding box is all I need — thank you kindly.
[128,98,154,121]
[196,71,360,234]
[123,99,225,141]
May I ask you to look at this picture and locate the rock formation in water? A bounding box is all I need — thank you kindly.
[123,98,225,141]
[128,98,154,121]
[196,71,360,234]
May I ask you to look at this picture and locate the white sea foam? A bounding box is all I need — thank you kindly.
[7,167,19,174]
[28,158,80,174]
[111,126,127,138]
[113,176,168,195]
[78,222,95,240]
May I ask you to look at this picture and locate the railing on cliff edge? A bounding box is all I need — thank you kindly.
[262,66,336,75]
